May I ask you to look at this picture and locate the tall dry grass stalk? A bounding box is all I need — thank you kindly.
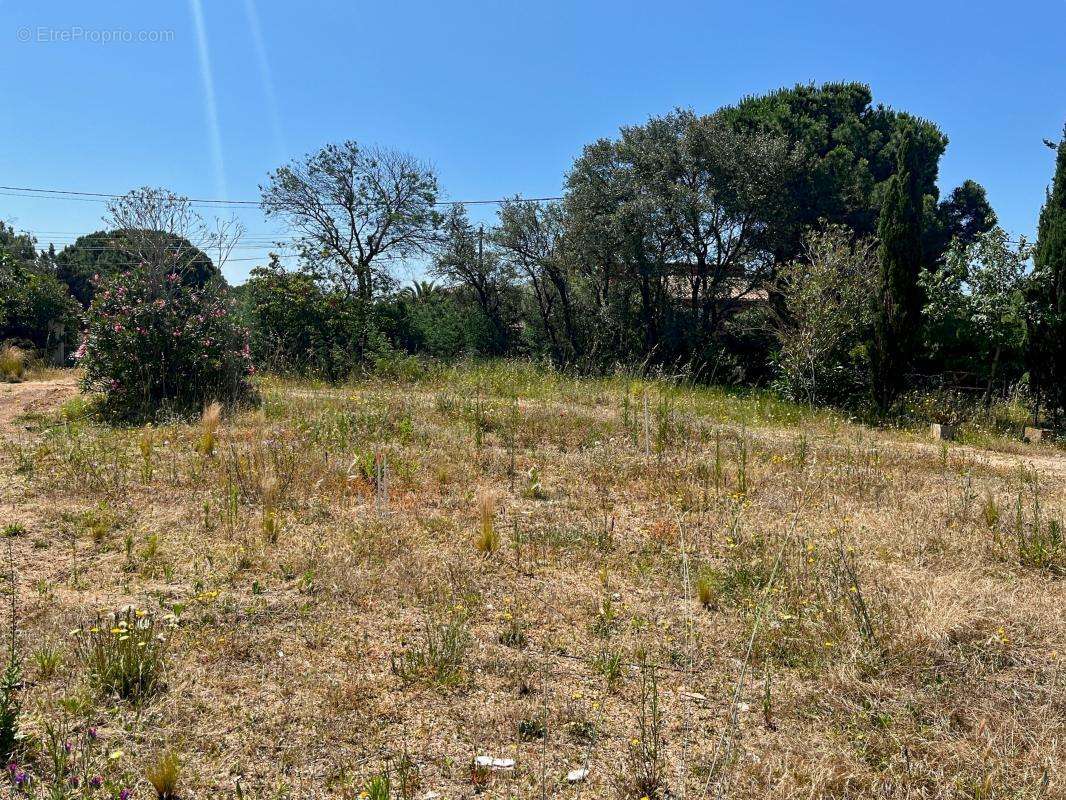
[260,472,282,542]
[475,490,499,554]
[145,751,181,799]
[0,346,27,382]
[197,401,223,456]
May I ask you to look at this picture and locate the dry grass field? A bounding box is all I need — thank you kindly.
[0,362,1063,799]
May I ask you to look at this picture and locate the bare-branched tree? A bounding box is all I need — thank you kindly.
[260,141,440,304]
[104,186,243,282]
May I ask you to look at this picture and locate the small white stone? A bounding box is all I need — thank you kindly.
[475,756,514,772]
[421,793,441,800]
[738,702,751,712]
[567,768,589,783]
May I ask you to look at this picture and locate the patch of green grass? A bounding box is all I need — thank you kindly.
[391,608,470,687]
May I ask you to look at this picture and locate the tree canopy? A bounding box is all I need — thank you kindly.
[55,229,221,307]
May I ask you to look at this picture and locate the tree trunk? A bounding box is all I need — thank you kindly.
[982,344,1002,409]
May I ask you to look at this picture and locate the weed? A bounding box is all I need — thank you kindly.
[83,502,115,545]
[146,751,181,799]
[393,748,421,800]
[391,608,470,687]
[736,432,749,495]
[695,573,718,610]
[616,659,667,800]
[362,771,390,800]
[498,613,528,649]
[469,759,490,792]
[139,424,156,483]
[517,716,547,741]
[474,492,499,555]
[197,401,222,456]
[260,474,283,543]
[591,588,618,638]
[0,545,19,761]
[981,492,1000,528]
[15,718,128,797]
[32,640,64,680]
[75,607,170,703]
[591,648,623,691]
[0,346,27,382]
[522,466,547,500]
[1002,485,1065,574]
[1016,517,1064,574]
[762,663,775,730]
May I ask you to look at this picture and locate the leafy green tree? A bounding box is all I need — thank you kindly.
[55,229,221,307]
[719,82,947,264]
[0,221,39,264]
[616,109,799,344]
[921,228,1030,406]
[871,126,926,411]
[0,223,78,354]
[1029,125,1066,417]
[390,289,498,359]
[564,136,662,362]
[261,141,440,359]
[432,204,515,353]
[561,109,797,372]
[930,180,998,255]
[494,199,577,363]
[772,226,877,404]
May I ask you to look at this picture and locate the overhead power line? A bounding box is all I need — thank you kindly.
[0,184,564,208]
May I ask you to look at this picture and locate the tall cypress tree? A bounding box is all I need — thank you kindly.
[871,126,925,412]
[1030,125,1066,417]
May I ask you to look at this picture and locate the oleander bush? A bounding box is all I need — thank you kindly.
[78,265,256,421]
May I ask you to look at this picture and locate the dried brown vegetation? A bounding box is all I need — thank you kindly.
[0,363,1062,798]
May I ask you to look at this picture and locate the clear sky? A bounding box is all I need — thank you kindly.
[2,0,1064,283]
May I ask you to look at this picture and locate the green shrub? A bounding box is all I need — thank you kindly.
[78,266,255,420]
[241,263,367,379]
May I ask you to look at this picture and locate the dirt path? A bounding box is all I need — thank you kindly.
[0,373,79,430]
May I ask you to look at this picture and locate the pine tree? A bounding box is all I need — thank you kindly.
[1030,126,1066,419]
[871,126,925,411]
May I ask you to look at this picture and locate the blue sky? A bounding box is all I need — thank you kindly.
[1,0,1064,283]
